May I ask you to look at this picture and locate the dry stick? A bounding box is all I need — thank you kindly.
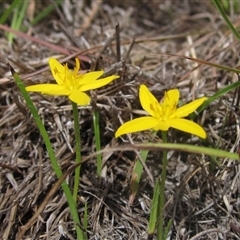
[171,165,206,235]
[3,204,18,240]
[74,0,102,36]
[123,37,135,61]
[92,33,116,71]
[31,147,43,206]
[51,0,82,49]
[188,228,227,240]
[0,24,71,55]
[56,21,82,48]
[116,23,121,62]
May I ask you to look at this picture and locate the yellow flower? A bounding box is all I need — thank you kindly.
[115,84,207,138]
[26,58,119,105]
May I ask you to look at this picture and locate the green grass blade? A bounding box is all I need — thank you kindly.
[129,132,157,204]
[93,111,102,177]
[133,142,239,160]
[30,0,63,26]
[163,219,173,239]
[148,179,160,234]
[8,0,28,44]
[129,149,149,203]
[212,0,240,40]
[195,80,240,115]
[15,1,28,30]
[0,0,19,24]
[11,68,86,240]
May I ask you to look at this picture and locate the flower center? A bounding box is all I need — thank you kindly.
[150,101,163,119]
[62,59,82,91]
[150,92,177,122]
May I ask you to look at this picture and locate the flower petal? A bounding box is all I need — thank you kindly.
[171,97,207,118]
[79,71,105,85]
[68,89,91,105]
[48,58,66,85]
[139,85,160,117]
[168,118,206,138]
[73,58,80,75]
[161,89,179,115]
[26,84,70,95]
[115,116,158,137]
[80,75,119,91]
[154,121,171,131]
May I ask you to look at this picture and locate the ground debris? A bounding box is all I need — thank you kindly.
[1,1,240,239]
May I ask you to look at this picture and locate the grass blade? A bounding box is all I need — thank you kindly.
[11,67,86,240]
[212,0,240,40]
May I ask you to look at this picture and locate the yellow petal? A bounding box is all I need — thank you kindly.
[168,118,206,138]
[69,89,91,105]
[115,116,158,137]
[139,85,160,117]
[153,121,171,131]
[79,71,105,85]
[26,84,70,95]
[48,58,66,85]
[171,97,207,118]
[161,89,179,113]
[80,75,119,91]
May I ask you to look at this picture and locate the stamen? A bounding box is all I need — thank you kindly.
[74,58,80,75]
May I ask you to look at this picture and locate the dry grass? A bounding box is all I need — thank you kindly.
[1,1,240,239]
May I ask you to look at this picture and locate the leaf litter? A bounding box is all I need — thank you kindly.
[0,1,240,239]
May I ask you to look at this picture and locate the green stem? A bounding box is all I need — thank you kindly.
[157,131,168,240]
[93,111,102,177]
[72,101,82,203]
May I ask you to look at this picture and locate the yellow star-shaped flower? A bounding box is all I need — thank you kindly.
[115,84,207,138]
[26,58,119,105]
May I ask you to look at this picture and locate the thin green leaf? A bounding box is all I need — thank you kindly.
[129,149,149,204]
[212,0,240,40]
[11,69,86,240]
[148,179,160,234]
[0,0,19,24]
[8,0,28,44]
[31,0,63,26]
[163,219,173,239]
[132,142,239,160]
[196,80,240,115]
[129,132,157,204]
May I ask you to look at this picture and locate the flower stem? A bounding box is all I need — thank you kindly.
[72,101,82,203]
[157,131,168,240]
[93,110,102,177]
